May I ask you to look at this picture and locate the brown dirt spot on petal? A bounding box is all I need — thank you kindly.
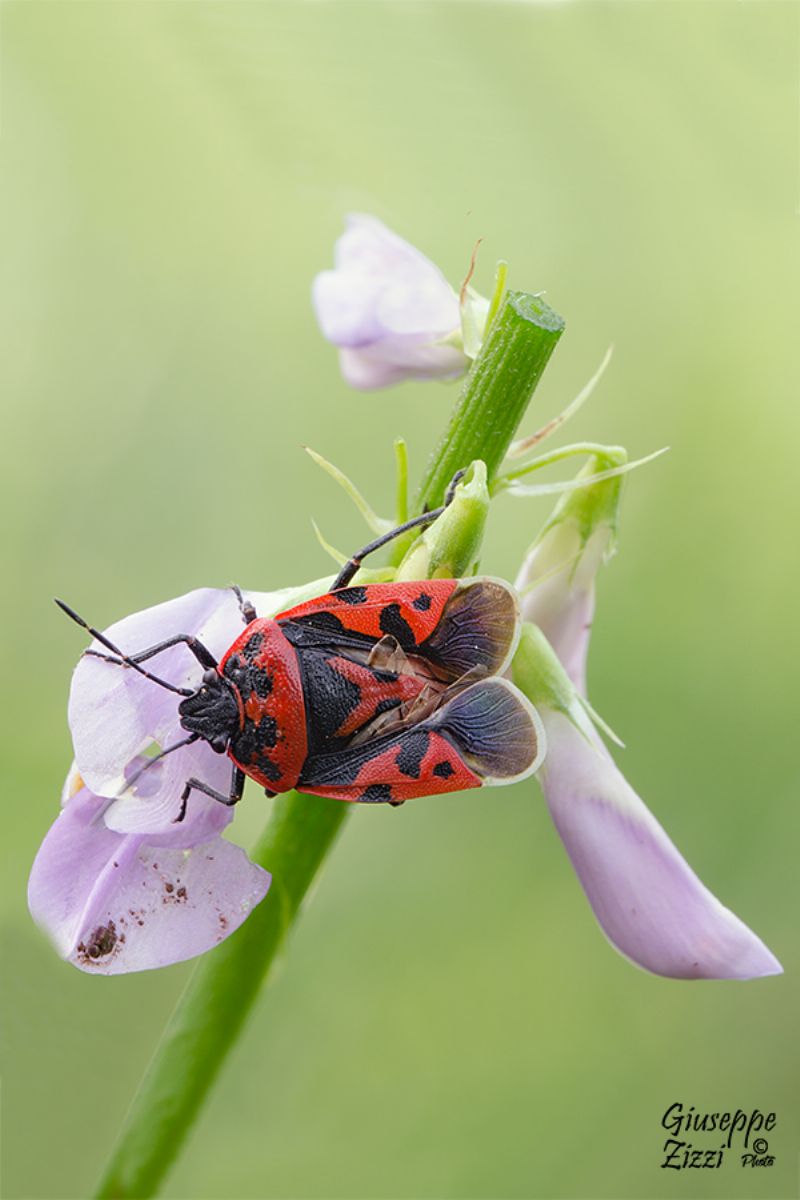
[77,920,119,965]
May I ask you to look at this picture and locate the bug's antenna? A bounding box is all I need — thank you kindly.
[54,599,194,697]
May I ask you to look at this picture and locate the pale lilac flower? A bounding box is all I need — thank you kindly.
[28,770,269,974]
[28,586,302,974]
[516,520,782,980]
[312,214,484,389]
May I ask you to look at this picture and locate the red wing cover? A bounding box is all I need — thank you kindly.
[298,677,544,804]
[278,578,520,681]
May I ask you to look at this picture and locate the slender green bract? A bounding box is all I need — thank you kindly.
[93,288,565,1199]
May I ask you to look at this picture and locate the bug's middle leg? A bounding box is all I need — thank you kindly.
[175,766,245,823]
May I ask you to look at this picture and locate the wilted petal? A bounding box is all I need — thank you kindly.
[28,784,270,975]
[539,711,782,980]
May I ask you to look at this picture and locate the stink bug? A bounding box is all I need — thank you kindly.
[57,482,545,817]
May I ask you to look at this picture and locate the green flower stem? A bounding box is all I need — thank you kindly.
[93,286,565,1199]
[411,290,565,520]
[94,794,348,1200]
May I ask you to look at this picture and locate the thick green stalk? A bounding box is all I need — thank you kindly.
[93,287,565,1199]
[94,794,348,1199]
[413,290,565,515]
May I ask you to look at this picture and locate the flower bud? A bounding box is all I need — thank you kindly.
[516,448,625,693]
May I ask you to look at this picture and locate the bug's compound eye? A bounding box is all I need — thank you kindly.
[203,668,218,685]
[212,735,228,754]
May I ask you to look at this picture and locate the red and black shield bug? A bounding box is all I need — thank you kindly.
[56,481,544,817]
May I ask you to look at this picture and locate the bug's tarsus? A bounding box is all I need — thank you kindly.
[443,467,467,506]
[54,599,195,697]
[175,766,245,823]
[331,468,467,591]
[231,585,257,626]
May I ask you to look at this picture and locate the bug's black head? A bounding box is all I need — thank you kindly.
[178,669,239,753]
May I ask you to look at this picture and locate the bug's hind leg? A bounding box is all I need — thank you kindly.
[175,767,245,823]
[231,585,257,625]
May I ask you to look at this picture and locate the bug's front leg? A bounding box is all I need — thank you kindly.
[85,632,218,671]
[175,766,245,823]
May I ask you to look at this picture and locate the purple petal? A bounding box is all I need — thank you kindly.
[312,269,385,347]
[28,784,270,975]
[312,214,465,384]
[338,341,467,390]
[102,741,234,836]
[68,588,244,796]
[67,586,291,834]
[539,711,782,980]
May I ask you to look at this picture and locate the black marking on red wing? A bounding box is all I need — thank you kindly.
[276,582,459,650]
[395,730,430,778]
[378,604,417,650]
[300,678,539,794]
[300,729,402,788]
[336,586,368,605]
[412,592,432,611]
[359,784,394,803]
[279,615,375,653]
[296,650,363,748]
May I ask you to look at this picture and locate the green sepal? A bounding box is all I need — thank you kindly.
[396,460,489,581]
[538,446,628,556]
[512,622,593,740]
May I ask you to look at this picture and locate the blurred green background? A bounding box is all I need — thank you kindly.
[2,2,798,1198]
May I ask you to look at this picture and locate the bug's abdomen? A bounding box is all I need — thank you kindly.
[220,620,307,792]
